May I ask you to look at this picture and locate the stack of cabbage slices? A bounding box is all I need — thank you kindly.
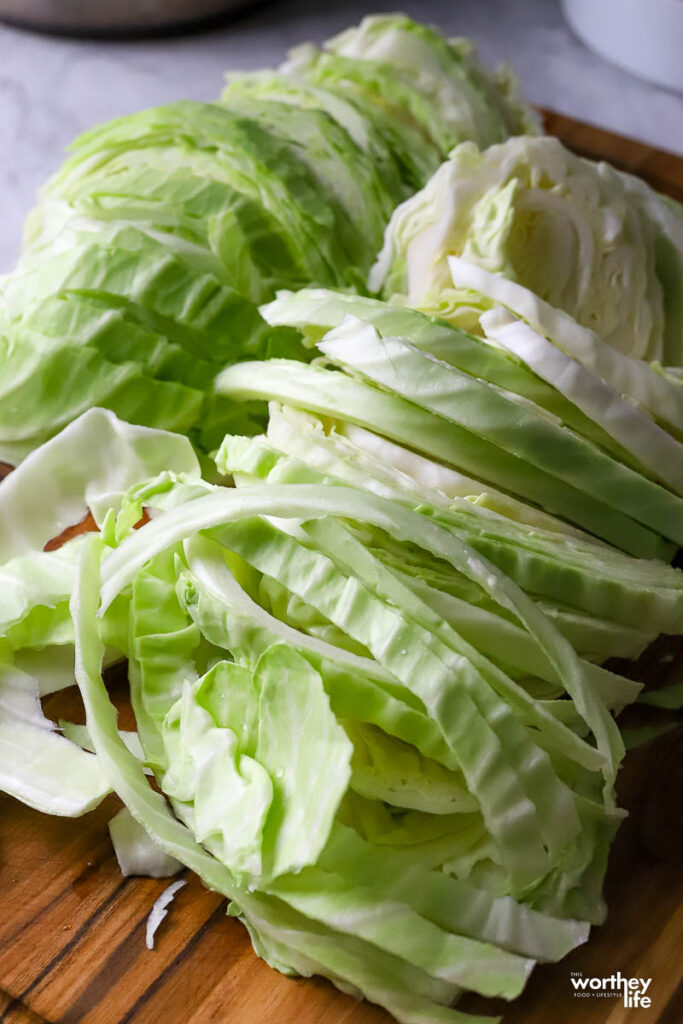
[0,14,681,1024]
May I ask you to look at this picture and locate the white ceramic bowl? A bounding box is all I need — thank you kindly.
[563,0,683,93]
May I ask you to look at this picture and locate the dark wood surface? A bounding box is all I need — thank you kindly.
[1,110,682,1024]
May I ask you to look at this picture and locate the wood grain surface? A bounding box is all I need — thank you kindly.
[1,110,682,1024]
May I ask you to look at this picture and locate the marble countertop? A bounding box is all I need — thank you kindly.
[1,0,682,272]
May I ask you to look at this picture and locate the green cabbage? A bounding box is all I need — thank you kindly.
[0,11,679,1021]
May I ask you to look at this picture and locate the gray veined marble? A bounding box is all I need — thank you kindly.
[1,0,682,272]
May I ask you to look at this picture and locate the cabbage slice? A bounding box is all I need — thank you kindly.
[0,407,199,560]
[216,360,672,558]
[480,306,683,495]
[318,318,683,547]
[261,287,632,461]
[448,255,683,437]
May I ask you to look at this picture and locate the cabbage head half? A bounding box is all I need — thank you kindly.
[372,135,683,366]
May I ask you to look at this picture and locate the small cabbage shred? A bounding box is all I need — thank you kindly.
[146,880,187,949]
[0,12,682,1024]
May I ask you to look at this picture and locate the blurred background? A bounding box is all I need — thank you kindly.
[1,0,682,272]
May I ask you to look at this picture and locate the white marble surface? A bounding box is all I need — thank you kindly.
[1,0,682,272]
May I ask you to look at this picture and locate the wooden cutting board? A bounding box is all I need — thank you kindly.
[1,109,682,1024]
